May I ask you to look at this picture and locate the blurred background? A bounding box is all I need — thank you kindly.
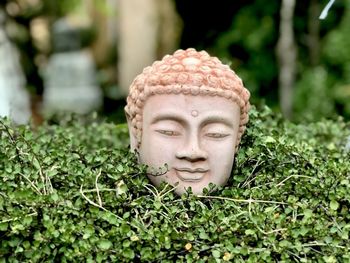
[0,0,349,125]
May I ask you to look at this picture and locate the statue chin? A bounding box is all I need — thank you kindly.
[125,48,250,195]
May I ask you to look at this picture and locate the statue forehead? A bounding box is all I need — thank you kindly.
[141,94,240,121]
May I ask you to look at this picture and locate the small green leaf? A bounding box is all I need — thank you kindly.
[279,240,291,247]
[330,200,339,210]
[117,164,124,172]
[245,229,256,235]
[83,225,95,239]
[98,239,112,251]
[123,248,135,259]
[50,193,59,202]
[141,247,153,259]
[212,250,221,258]
[0,223,8,231]
[154,200,162,210]
[199,231,209,240]
[264,136,276,143]
[32,158,41,170]
[116,180,128,195]
[303,209,313,219]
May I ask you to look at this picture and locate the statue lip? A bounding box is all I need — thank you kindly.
[174,168,208,182]
[175,167,208,173]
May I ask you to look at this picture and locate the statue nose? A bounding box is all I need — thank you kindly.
[175,137,208,162]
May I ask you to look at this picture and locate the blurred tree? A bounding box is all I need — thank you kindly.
[308,0,321,66]
[276,0,297,119]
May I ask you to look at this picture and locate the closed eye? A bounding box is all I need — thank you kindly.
[205,133,230,139]
[156,130,181,136]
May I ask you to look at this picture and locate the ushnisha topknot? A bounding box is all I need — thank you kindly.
[125,48,250,151]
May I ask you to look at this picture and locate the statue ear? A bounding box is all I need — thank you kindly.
[125,108,138,151]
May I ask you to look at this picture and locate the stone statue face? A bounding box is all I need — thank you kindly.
[125,48,250,195]
[131,93,240,195]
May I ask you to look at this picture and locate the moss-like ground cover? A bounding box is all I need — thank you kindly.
[1,106,349,262]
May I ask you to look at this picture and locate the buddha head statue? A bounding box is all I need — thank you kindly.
[125,48,250,195]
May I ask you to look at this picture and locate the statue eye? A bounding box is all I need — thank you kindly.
[156,130,180,136]
[206,133,229,139]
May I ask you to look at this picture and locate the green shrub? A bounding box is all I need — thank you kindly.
[1,106,349,262]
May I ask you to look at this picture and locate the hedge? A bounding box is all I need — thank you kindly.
[0,106,349,262]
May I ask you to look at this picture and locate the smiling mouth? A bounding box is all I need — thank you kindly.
[174,168,208,182]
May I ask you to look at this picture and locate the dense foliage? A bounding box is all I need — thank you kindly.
[0,107,350,262]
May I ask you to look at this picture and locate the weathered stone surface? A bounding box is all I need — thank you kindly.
[43,50,102,115]
[42,18,102,116]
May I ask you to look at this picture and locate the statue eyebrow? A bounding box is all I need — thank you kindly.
[201,116,234,129]
[151,113,186,125]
